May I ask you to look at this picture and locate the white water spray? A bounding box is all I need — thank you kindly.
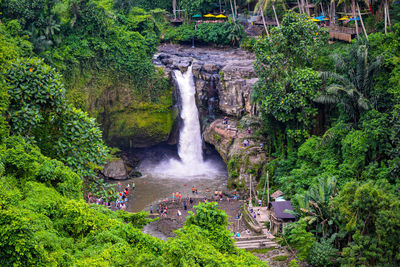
[176,66,203,165]
[142,66,223,178]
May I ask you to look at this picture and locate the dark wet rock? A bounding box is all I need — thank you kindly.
[129,170,142,178]
[177,60,191,72]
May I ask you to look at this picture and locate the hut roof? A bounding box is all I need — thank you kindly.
[271,190,284,199]
[271,201,296,219]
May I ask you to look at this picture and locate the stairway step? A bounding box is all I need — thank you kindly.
[235,243,279,250]
[234,236,271,241]
[235,239,273,245]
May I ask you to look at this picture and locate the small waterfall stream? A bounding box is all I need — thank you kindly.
[175,66,204,165]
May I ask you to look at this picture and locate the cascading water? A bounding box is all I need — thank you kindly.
[141,65,224,178]
[175,66,203,165]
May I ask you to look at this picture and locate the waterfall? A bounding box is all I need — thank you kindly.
[140,65,224,178]
[175,66,204,165]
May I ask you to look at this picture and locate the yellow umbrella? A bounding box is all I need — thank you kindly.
[204,14,216,18]
[338,16,350,21]
[310,18,321,22]
[216,14,227,18]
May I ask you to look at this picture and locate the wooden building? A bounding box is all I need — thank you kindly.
[268,201,296,235]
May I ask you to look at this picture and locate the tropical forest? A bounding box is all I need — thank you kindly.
[0,0,399,266]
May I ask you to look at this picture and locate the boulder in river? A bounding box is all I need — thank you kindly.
[103,159,129,180]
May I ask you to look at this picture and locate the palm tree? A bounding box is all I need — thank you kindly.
[383,0,393,34]
[295,177,338,237]
[250,0,283,28]
[173,0,177,19]
[229,0,236,23]
[44,15,60,40]
[315,44,383,123]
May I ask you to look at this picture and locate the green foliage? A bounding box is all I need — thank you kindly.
[167,202,267,266]
[315,44,384,123]
[163,22,244,46]
[308,238,338,266]
[274,108,392,196]
[5,57,65,136]
[1,136,82,199]
[368,24,400,109]
[294,177,338,237]
[186,202,235,253]
[288,259,299,267]
[282,220,315,261]
[253,12,327,153]
[180,0,216,17]
[52,106,108,177]
[334,181,400,266]
[4,58,108,177]
[252,13,400,267]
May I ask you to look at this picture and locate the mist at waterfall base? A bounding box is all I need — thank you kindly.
[140,66,225,178]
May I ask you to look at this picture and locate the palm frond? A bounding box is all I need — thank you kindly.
[357,96,369,110]
[320,71,350,86]
[314,94,338,104]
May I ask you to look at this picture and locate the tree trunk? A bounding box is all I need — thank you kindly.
[272,2,280,27]
[173,0,177,20]
[300,0,306,14]
[233,0,238,20]
[352,0,359,39]
[260,7,271,39]
[219,0,222,13]
[357,3,368,40]
[297,0,302,13]
[330,0,336,25]
[384,0,388,34]
[305,0,310,16]
[229,0,236,23]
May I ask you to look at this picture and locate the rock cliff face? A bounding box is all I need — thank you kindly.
[155,44,267,186]
[65,70,177,150]
[203,118,267,188]
[154,44,258,120]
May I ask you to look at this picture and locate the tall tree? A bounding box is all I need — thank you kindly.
[315,44,383,123]
[250,0,283,27]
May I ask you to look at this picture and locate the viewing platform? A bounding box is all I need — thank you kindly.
[328,25,363,42]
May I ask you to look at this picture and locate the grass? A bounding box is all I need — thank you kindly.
[249,247,275,254]
[272,255,289,261]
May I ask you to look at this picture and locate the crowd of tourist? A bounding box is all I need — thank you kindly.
[87,181,135,211]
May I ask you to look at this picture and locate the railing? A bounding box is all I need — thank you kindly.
[328,25,363,35]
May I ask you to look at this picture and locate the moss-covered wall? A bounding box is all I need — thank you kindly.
[64,68,177,150]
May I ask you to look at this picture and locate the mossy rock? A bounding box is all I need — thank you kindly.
[106,108,176,149]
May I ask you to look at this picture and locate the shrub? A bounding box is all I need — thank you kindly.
[308,239,338,266]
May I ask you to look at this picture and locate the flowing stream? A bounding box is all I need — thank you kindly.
[124,65,227,212]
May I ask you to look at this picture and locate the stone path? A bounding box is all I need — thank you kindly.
[234,235,279,250]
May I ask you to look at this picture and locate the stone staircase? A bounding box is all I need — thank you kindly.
[234,236,280,250]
